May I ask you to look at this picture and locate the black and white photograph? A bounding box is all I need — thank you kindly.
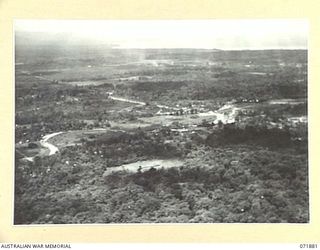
[14,19,308,224]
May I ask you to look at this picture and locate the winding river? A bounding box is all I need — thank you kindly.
[40,132,64,155]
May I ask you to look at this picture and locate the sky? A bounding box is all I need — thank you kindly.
[15,19,308,50]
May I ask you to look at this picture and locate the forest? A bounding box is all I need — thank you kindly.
[14,47,308,224]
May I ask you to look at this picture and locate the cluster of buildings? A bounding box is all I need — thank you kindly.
[156,107,200,116]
